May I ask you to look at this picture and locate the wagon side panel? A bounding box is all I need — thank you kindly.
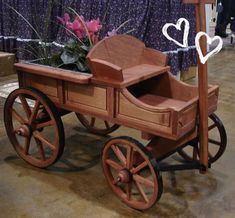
[115,90,176,139]
[18,71,61,104]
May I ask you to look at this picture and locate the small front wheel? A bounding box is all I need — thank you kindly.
[178,113,227,164]
[102,136,163,210]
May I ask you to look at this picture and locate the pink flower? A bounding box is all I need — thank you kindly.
[66,18,86,39]
[107,29,117,37]
[90,33,99,44]
[75,29,85,39]
[57,13,70,25]
[71,19,82,31]
[86,18,102,33]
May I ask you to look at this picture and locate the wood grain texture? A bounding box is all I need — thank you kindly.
[14,63,92,84]
[141,48,168,67]
[146,129,197,161]
[65,83,107,110]
[88,58,123,81]
[87,34,145,69]
[87,35,170,87]
[183,0,215,171]
[23,73,59,103]
[91,64,170,88]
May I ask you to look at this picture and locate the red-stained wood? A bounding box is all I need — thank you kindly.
[141,48,168,67]
[91,65,170,88]
[4,88,65,168]
[87,35,170,88]
[16,64,219,141]
[146,129,197,161]
[14,63,92,84]
[101,137,162,210]
[88,59,123,82]
[14,31,219,170]
[183,0,215,171]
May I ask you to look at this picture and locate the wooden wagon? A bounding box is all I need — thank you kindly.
[3,0,227,210]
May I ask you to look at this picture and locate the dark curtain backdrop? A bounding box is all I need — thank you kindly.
[0,0,197,74]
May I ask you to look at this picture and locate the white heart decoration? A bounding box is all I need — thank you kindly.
[162,18,190,48]
[195,32,223,64]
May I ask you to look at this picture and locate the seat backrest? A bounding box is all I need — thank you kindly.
[87,35,145,69]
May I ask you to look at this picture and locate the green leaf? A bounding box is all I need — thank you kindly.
[60,51,79,64]
[80,45,90,52]
[76,60,88,72]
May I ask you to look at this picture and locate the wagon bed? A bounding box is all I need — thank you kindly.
[15,35,219,141]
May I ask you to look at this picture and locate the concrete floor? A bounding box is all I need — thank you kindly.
[0,45,235,218]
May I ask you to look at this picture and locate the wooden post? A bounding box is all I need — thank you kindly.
[183,0,215,172]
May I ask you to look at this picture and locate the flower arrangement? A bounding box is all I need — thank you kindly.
[51,10,131,73]
[52,11,103,72]
[5,2,133,73]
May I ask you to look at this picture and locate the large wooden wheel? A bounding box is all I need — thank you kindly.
[4,88,65,168]
[178,113,227,164]
[102,136,163,210]
[76,113,120,135]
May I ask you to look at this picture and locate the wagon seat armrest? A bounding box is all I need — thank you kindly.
[88,58,124,82]
[141,47,169,67]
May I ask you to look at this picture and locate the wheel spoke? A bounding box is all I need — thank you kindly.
[111,144,126,166]
[133,174,154,188]
[4,89,64,168]
[193,146,199,160]
[208,152,213,159]
[208,123,217,131]
[33,131,55,150]
[106,159,123,171]
[24,136,31,155]
[11,109,27,124]
[19,94,31,119]
[126,182,132,201]
[134,181,149,203]
[29,100,41,124]
[34,137,46,161]
[131,161,148,174]
[90,117,95,127]
[126,146,133,170]
[208,138,221,146]
[104,121,110,129]
[35,120,55,130]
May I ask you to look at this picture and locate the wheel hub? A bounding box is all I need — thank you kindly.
[117,169,132,183]
[16,124,32,137]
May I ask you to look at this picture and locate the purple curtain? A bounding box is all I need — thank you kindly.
[0,0,197,74]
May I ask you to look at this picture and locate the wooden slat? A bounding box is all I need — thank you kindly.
[146,130,197,161]
[91,65,170,88]
[14,63,91,84]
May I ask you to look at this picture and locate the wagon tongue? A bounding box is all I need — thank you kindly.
[183,0,215,171]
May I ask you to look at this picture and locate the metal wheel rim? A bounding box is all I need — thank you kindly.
[102,136,163,210]
[178,113,227,164]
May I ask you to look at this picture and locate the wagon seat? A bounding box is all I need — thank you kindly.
[86,34,169,86]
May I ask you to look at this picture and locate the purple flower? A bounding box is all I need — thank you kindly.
[107,29,117,37]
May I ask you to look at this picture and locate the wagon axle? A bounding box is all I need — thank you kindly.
[115,169,132,184]
[16,124,32,137]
